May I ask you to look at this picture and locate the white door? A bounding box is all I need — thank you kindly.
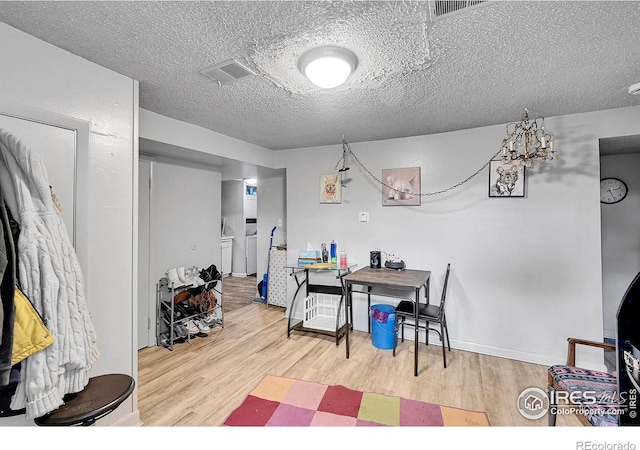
[221,238,233,276]
[138,161,152,349]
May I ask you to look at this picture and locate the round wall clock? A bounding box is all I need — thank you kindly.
[600,178,628,204]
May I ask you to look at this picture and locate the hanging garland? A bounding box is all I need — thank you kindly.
[335,137,502,196]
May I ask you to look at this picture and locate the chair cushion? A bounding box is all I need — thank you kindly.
[548,365,619,426]
[396,301,440,320]
[395,300,414,314]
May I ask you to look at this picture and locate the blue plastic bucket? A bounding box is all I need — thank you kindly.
[370,304,396,350]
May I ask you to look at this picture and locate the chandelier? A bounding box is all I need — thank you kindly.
[501,109,557,168]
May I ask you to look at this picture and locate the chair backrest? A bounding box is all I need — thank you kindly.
[437,263,451,319]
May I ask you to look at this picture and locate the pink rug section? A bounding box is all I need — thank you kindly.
[224,375,490,427]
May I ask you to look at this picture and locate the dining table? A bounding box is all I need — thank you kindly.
[342,266,431,376]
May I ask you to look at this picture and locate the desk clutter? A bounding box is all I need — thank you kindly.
[298,240,348,269]
[370,249,405,270]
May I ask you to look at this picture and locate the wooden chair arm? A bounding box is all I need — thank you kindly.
[566,337,616,366]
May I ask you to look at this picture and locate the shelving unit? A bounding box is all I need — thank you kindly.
[286,264,355,346]
[156,275,224,351]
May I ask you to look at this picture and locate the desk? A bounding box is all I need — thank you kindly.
[287,263,356,345]
[343,267,431,376]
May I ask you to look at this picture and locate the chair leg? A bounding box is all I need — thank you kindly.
[425,321,430,345]
[393,318,398,357]
[443,316,451,351]
[441,322,447,368]
[400,317,405,342]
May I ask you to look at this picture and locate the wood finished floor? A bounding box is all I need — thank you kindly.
[220,275,259,314]
[138,276,582,427]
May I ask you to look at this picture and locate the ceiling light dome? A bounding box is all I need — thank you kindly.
[298,46,358,89]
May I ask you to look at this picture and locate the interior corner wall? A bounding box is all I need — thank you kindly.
[0,23,138,425]
[600,152,640,339]
[280,105,640,370]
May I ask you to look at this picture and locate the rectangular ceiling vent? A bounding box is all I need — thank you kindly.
[199,59,256,86]
[428,0,490,20]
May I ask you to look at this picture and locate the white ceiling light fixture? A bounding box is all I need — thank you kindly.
[629,82,640,95]
[298,46,358,89]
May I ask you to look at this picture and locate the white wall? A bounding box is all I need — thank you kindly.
[0,23,138,425]
[600,152,640,338]
[278,105,640,369]
[148,159,222,288]
[140,109,274,168]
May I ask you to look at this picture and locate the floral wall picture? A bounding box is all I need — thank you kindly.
[320,173,342,203]
[382,167,421,206]
[489,160,525,197]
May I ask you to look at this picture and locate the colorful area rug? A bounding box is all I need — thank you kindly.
[223,374,490,426]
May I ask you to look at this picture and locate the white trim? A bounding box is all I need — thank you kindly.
[131,79,140,416]
[99,410,142,427]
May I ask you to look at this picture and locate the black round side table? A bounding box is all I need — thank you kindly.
[35,373,135,426]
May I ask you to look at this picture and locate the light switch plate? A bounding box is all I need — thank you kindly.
[359,212,369,222]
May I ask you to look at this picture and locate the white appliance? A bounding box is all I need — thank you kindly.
[221,237,233,276]
[246,235,257,275]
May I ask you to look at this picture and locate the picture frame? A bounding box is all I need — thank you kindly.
[319,173,342,203]
[489,160,525,197]
[382,167,421,206]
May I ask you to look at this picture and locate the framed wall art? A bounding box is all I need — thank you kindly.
[489,160,525,197]
[382,167,421,206]
[320,173,342,204]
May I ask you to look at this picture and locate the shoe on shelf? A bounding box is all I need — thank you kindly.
[167,268,188,289]
[185,266,205,287]
[162,302,185,321]
[173,322,188,339]
[178,266,198,288]
[194,318,211,333]
[203,312,217,326]
[184,319,200,335]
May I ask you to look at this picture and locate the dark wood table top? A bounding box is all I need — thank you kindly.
[343,266,431,290]
[34,373,135,426]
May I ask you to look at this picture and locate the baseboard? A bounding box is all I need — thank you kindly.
[231,272,247,277]
[353,320,610,371]
[449,339,609,372]
[100,410,142,426]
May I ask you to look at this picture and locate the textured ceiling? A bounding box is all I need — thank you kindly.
[1,0,640,153]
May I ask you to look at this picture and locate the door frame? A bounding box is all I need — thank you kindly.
[0,99,90,278]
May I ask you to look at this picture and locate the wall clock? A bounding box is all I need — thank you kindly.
[600,178,628,204]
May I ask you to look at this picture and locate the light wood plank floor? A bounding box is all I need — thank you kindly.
[138,302,582,427]
[220,275,259,314]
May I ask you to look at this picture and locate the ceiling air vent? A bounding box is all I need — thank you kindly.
[199,59,255,86]
[428,0,489,19]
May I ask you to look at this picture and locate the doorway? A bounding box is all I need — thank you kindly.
[138,160,153,349]
[599,133,640,369]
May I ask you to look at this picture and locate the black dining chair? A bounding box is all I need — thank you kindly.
[393,263,451,368]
